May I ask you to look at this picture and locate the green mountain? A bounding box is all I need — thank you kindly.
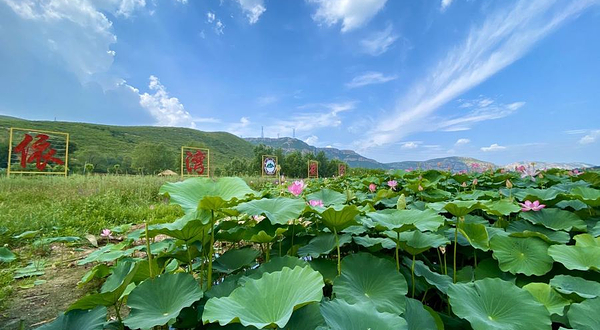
[0,115,254,172]
[246,138,496,171]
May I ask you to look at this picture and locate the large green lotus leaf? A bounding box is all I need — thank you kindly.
[549,275,600,299]
[520,208,586,232]
[403,298,443,330]
[404,257,452,294]
[506,221,570,244]
[490,236,553,276]
[522,283,570,316]
[298,233,352,258]
[124,273,203,329]
[367,209,445,232]
[570,186,600,207]
[202,266,324,328]
[556,199,589,211]
[352,236,397,251]
[68,262,139,311]
[319,205,360,232]
[514,188,560,202]
[567,297,600,330]
[148,216,210,242]
[333,253,408,315]
[443,200,482,217]
[319,299,408,330]
[243,256,309,282]
[0,247,16,263]
[37,306,107,330]
[159,177,256,213]
[282,303,326,330]
[236,197,306,225]
[474,258,516,282]
[306,188,347,206]
[448,278,551,330]
[547,245,600,271]
[395,230,449,255]
[213,248,260,274]
[458,222,490,251]
[101,261,136,293]
[482,200,521,216]
[574,233,600,247]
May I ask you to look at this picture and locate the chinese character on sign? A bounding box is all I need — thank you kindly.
[309,161,318,178]
[185,150,206,175]
[14,133,64,171]
[338,164,346,177]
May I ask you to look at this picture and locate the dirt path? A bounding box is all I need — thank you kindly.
[0,250,97,330]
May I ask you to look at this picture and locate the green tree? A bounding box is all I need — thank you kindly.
[132,143,177,175]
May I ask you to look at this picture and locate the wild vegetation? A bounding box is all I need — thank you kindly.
[2,165,599,329]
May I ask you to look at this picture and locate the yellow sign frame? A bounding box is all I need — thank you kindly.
[181,146,210,177]
[7,127,69,177]
[261,155,279,178]
[307,160,319,179]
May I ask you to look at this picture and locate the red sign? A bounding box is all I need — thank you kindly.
[13,133,64,171]
[185,150,206,175]
[338,164,346,176]
[308,161,318,178]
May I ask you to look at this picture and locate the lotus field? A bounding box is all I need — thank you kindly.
[31,167,600,330]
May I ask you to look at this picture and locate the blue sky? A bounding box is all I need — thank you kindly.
[1,0,599,165]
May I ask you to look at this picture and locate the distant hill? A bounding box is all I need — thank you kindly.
[503,161,595,171]
[0,115,254,171]
[246,138,495,171]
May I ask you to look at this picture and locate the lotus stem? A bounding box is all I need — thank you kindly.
[334,228,341,276]
[207,210,215,290]
[453,217,461,283]
[411,254,416,298]
[444,251,448,275]
[437,248,442,271]
[395,232,400,271]
[186,243,193,274]
[290,220,295,255]
[144,222,154,278]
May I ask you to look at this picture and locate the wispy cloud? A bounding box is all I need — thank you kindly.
[437,100,525,132]
[400,141,419,149]
[455,138,470,146]
[441,0,453,12]
[236,0,266,24]
[580,130,600,144]
[481,143,507,152]
[360,23,398,56]
[256,95,279,106]
[308,0,388,32]
[358,0,597,149]
[345,71,398,88]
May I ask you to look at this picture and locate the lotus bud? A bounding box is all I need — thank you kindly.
[461,182,467,188]
[418,184,424,191]
[472,178,478,186]
[396,194,406,210]
[538,173,544,179]
[506,179,513,189]
[439,246,446,254]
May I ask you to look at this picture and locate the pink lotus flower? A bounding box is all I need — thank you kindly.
[368,183,377,193]
[100,229,112,238]
[519,200,546,212]
[387,180,398,190]
[288,180,306,196]
[309,200,324,207]
[516,165,526,172]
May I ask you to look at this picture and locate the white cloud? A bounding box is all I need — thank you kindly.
[257,95,278,106]
[580,130,600,144]
[236,0,266,24]
[438,101,525,132]
[359,0,597,149]
[305,135,319,145]
[138,76,195,127]
[455,138,470,145]
[441,0,453,11]
[227,117,252,136]
[115,0,146,17]
[207,12,216,23]
[401,142,419,149]
[360,23,398,56]
[308,0,388,32]
[481,143,506,152]
[345,71,398,88]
